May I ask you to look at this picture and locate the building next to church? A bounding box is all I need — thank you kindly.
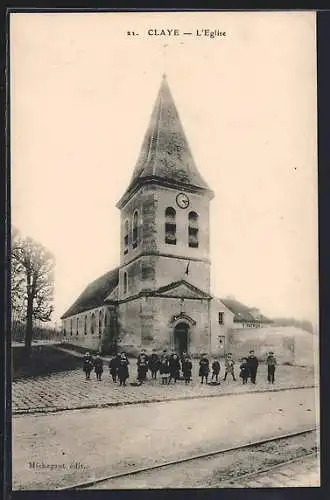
[61,75,272,357]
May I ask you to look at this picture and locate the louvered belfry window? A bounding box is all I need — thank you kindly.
[91,313,95,335]
[188,211,199,248]
[165,207,177,245]
[99,310,103,336]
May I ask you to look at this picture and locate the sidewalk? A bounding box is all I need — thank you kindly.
[12,356,317,414]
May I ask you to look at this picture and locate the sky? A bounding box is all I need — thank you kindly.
[10,11,318,329]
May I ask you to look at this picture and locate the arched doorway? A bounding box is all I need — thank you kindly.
[174,322,189,356]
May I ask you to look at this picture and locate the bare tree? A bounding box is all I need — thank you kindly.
[11,227,55,354]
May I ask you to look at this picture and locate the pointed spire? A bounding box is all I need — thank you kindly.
[117,76,213,208]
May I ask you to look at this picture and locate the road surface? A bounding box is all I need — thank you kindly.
[12,387,318,490]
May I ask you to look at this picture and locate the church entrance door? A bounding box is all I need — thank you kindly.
[174,322,189,356]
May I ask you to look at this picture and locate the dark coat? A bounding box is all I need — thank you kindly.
[109,356,120,375]
[266,355,277,367]
[169,356,181,377]
[247,355,259,371]
[94,357,103,373]
[137,353,149,368]
[149,354,160,372]
[118,358,129,381]
[199,358,210,376]
[239,362,249,378]
[182,359,192,378]
[159,357,170,375]
[83,355,94,372]
[212,361,220,374]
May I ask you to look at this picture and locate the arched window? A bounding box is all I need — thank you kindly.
[104,311,108,327]
[165,207,176,245]
[70,319,73,336]
[99,310,103,336]
[123,272,128,295]
[188,211,199,248]
[76,317,79,336]
[84,315,87,335]
[91,313,95,335]
[124,220,129,255]
[132,211,138,249]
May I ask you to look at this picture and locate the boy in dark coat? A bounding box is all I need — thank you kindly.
[211,359,221,383]
[118,352,129,386]
[137,349,149,384]
[182,355,192,384]
[168,354,181,384]
[148,351,160,379]
[239,357,249,384]
[159,351,170,385]
[266,351,277,384]
[247,350,259,384]
[109,353,120,382]
[94,354,103,381]
[199,354,210,384]
[224,353,236,381]
[82,352,94,380]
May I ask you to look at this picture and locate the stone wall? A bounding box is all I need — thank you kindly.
[227,326,316,366]
[210,298,235,356]
[155,186,210,263]
[155,255,210,292]
[118,298,143,354]
[62,305,110,352]
[118,295,210,356]
[119,186,157,269]
[118,183,212,300]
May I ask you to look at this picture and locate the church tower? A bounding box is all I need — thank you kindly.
[116,75,215,354]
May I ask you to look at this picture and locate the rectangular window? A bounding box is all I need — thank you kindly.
[124,234,128,254]
[165,222,177,245]
[188,227,199,248]
[218,312,224,325]
[132,229,138,249]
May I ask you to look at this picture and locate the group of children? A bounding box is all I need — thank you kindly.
[82,349,278,386]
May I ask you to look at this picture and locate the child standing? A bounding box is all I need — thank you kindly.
[148,351,160,380]
[239,357,249,384]
[168,354,181,384]
[224,353,236,381]
[82,352,94,380]
[109,353,120,382]
[94,354,103,381]
[211,359,221,383]
[118,352,129,386]
[137,349,149,384]
[199,354,210,384]
[159,351,170,385]
[182,355,193,384]
[266,351,277,384]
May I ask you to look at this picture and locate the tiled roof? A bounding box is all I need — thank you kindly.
[61,268,119,319]
[220,298,272,324]
[117,75,213,207]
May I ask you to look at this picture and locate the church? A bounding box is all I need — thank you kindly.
[61,75,271,357]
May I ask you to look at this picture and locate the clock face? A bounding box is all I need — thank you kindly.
[176,193,190,209]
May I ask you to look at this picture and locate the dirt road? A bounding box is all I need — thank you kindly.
[13,387,318,490]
